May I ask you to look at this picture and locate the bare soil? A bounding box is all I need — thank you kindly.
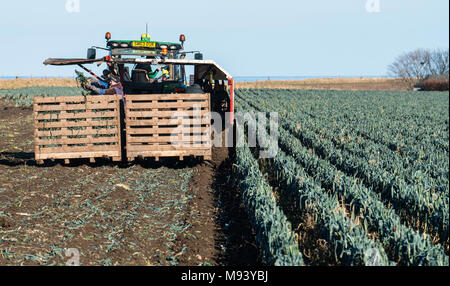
[0,99,257,266]
[173,146,259,266]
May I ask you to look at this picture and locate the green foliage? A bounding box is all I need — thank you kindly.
[234,141,304,266]
[75,70,89,89]
[235,88,449,266]
[239,98,390,266]
[0,87,87,107]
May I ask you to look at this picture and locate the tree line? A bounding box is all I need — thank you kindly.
[388,48,449,90]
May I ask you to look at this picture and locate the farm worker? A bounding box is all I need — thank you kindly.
[86,69,111,90]
[162,69,170,80]
[106,75,124,95]
[148,67,162,79]
[86,74,123,96]
[101,69,112,82]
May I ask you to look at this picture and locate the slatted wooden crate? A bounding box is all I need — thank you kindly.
[33,95,122,164]
[125,93,212,161]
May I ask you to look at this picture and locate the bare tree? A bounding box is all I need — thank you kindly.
[388,48,449,87]
[429,48,449,76]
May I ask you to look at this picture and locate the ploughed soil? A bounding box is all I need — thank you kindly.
[0,99,258,266]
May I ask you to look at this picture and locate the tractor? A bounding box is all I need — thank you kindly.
[37,32,234,163]
[44,32,234,113]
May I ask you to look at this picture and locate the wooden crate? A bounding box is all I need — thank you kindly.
[33,95,122,164]
[125,93,212,161]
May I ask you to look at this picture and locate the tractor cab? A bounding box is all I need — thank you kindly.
[103,33,193,94]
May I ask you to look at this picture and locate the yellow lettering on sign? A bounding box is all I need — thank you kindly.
[132,41,156,48]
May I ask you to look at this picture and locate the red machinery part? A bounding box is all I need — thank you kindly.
[228,78,234,125]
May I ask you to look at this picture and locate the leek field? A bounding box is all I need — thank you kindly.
[234,89,449,266]
[0,86,448,266]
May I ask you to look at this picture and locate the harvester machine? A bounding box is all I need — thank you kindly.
[37,32,234,164]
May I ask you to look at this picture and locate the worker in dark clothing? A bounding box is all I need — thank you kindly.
[86,69,110,90]
[86,74,123,95]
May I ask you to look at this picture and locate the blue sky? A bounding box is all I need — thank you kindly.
[0,0,448,77]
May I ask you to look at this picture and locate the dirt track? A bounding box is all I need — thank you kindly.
[0,100,257,266]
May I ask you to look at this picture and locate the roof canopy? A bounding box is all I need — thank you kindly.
[43,57,232,81]
[43,58,104,66]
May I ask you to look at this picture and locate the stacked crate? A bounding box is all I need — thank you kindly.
[33,95,122,164]
[125,93,212,161]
